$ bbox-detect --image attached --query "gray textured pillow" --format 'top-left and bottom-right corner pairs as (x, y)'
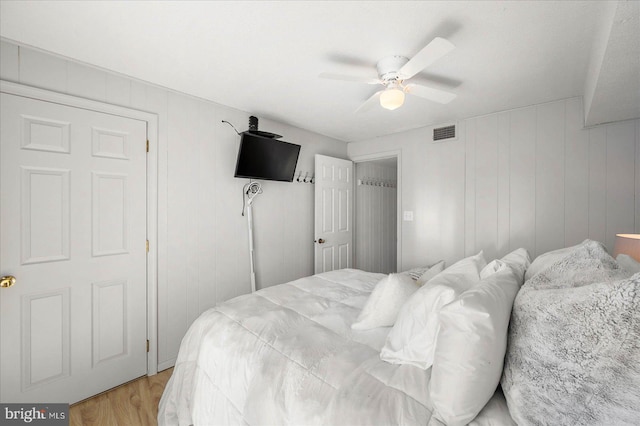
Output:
(502, 240), (639, 425)
(617, 253), (640, 274)
(523, 243), (579, 281)
(520, 240), (620, 292)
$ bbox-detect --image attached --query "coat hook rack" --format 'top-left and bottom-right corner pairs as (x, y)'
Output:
(295, 171), (314, 184)
(357, 177), (397, 188)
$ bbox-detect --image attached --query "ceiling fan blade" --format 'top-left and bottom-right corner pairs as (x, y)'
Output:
(355, 91), (383, 113)
(319, 72), (381, 85)
(399, 37), (455, 80)
(404, 83), (456, 104)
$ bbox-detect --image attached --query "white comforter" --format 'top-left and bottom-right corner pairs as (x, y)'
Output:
(158, 269), (514, 426)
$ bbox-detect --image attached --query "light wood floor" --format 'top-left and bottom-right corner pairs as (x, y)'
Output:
(69, 368), (173, 426)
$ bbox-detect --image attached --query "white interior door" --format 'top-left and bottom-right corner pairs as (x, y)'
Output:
(0, 92), (148, 403)
(314, 155), (354, 273)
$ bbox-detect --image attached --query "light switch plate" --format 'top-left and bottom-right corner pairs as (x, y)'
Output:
(403, 211), (414, 221)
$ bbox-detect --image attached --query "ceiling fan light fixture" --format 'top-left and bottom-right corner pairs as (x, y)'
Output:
(379, 87), (405, 110)
(321, 37), (456, 113)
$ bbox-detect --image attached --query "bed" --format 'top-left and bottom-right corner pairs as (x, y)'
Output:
(158, 241), (639, 426)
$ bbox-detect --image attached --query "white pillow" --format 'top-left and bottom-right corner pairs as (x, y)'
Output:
(380, 251), (486, 369)
(351, 273), (418, 330)
(430, 268), (522, 426)
(416, 260), (446, 286)
(402, 266), (431, 280)
(480, 259), (507, 279)
(468, 388), (516, 426)
(524, 242), (581, 281)
(428, 389), (517, 426)
(617, 254), (640, 274)
(500, 248), (531, 285)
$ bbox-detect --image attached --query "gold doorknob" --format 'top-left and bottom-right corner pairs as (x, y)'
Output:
(0, 276), (16, 288)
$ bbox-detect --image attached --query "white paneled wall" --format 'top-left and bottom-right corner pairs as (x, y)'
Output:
(349, 97), (639, 270)
(465, 98), (638, 258)
(355, 160), (397, 273)
(349, 126), (467, 270)
(0, 41), (347, 370)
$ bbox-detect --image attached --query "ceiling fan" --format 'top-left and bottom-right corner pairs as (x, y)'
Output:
(319, 37), (457, 113)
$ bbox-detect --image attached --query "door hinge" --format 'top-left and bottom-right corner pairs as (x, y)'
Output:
(146, 339), (150, 352)
(146, 140), (149, 152)
(146, 240), (149, 252)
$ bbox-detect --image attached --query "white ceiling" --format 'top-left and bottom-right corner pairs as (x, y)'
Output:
(1, 1), (637, 142)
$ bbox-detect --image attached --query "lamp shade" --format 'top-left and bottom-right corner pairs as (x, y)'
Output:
(380, 88), (405, 110)
(613, 234), (640, 262)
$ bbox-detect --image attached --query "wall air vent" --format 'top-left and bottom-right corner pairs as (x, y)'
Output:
(433, 125), (456, 142)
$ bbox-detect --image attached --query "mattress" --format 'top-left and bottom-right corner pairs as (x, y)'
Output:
(158, 268), (514, 425)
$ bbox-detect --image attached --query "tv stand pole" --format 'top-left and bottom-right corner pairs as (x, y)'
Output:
(247, 202), (256, 293)
(243, 181), (262, 293)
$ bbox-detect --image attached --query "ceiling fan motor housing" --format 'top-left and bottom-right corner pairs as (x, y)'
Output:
(377, 55), (409, 83)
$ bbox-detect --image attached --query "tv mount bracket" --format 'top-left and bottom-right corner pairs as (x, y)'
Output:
(221, 116), (282, 139)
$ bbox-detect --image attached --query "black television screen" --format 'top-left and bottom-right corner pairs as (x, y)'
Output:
(234, 132), (301, 182)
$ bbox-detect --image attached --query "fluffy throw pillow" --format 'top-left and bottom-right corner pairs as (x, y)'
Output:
(380, 251), (486, 369)
(502, 240), (639, 425)
(430, 268), (522, 426)
(524, 242), (581, 281)
(351, 273), (418, 330)
(521, 240), (620, 292)
(416, 260), (446, 286)
(617, 253), (640, 274)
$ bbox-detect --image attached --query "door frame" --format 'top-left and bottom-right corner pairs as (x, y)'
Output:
(0, 80), (160, 376)
(350, 150), (402, 272)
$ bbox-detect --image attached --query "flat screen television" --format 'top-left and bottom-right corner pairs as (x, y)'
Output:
(234, 132), (301, 182)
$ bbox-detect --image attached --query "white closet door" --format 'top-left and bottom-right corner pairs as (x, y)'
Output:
(0, 93), (147, 403)
(314, 155), (354, 273)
